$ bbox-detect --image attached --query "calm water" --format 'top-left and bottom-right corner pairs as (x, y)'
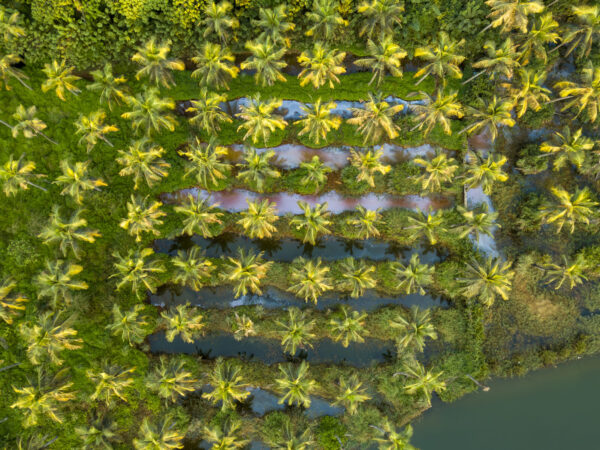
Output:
(413, 356), (600, 450)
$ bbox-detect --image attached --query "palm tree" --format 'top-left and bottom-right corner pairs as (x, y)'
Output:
(36, 260), (88, 308)
(203, 416), (249, 449)
(191, 42), (239, 90)
(457, 203), (499, 241)
(562, 5), (600, 58)
(242, 38), (288, 87)
(119, 195), (166, 242)
(397, 360), (446, 405)
(275, 361), (317, 408)
(276, 307), (316, 355)
(11, 104), (57, 144)
(339, 257), (377, 297)
(224, 249), (272, 297)
(355, 36), (407, 86)
(87, 364), (135, 406)
(0, 7), (25, 41)
(305, 0), (348, 42)
(160, 304), (205, 343)
(414, 151), (459, 192)
(459, 96), (515, 142)
(74, 110), (118, 152)
(298, 43), (346, 88)
(464, 38), (521, 84)
(407, 210), (447, 245)
(329, 305), (369, 347)
(519, 13), (560, 64)
(414, 32), (465, 85)
(459, 257), (514, 306)
(147, 356), (199, 403)
(290, 201), (332, 245)
(87, 63), (128, 110)
(171, 247), (214, 291)
(187, 88), (231, 134)
(347, 205), (382, 238)
(201, 0), (238, 43)
(179, 137), (231, 188)
(357, 0), (404, 38)
(348, 92), (403, 144)
(349, 147), (392, 187)
(111, 247), (165, 297)
(554, 62), (600, 123)
(540, 127), (595, 171)
(0, 154), (45, 196)
(288, 257), (333, 304)
(483, 0), (544, 34)
(236, 96), (288, 144)
(76, 415), (119, 449)
(267, 421), (314, 449)
(372, 419), (417, 450)
(53, 160), (106, 205)
(464, 153), (509, 195)
(253, 5), (295, 46)
(297, 99), (342, 144)
(116, 138), (170, 189)
(393, 253), (435, 295)
(236, 147), (281, 192)
(238, 199), (279, 239)
(106, 304), (150, 346)
(133, 415), (184, 450)
(390, 306), (437, 353)
(41, 60), (80, 101)
(541, 254), (589, 290)
(19, 312), (83, 366)
(333, 375), (371, 414)
(131, 38), (184, 88)
(203, 358), (250, 410)
(299, 155), (332, 193)
(0, 278), (27, 324)
(539, 187), (598, 234)
(509, 68), (551, 118)
(121, 88), (177, 136)
(38, 206), (100, 258)
(231, 312), (256, 340)
(410, 90), (463, 136)
(0, 53), (31, 90)
(174, 194), (224, 237)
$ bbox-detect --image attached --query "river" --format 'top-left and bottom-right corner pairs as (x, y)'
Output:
(412, 356), (600, 450)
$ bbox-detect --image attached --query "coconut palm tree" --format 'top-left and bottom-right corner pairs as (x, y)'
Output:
(0, 7), (25, 41)
(53, 160), (106, 205)
(390, 306), (437, 353)
(253, 5), (295, 46)
(179, 137), (231, 188)
(160, 304), (205, 344)
(509, 68), (551, 118)
(191, 42), (239, 89)
(171, 247), (214, 291)
(75, 415), (119, 449)
(414, 32), (465, 85)
(347, 205), (382, 239)
(119, 195), (165, 242)
(202, 0), (238, 43)
(267, 422), (314, 449)
(111, 247), (165, 297)
(459, 96), (515, 141)
(36, 260), (88, 308)
(299, 155), (332, 193)
(349, 147), (392, 187)
(518, 13), (560, 64)
(41, 60), (80, 101)
(305, 0), (348, 42)
(457, 203), (499, 241)
(355, 36), (407, 86)
(236, 147), (281, 192)
(187, 88), (231, 134)
(483, 0), (544, 34)
(397, 360), (446, 405)
(393, 253), (435, 295)
(464, 38), (521, 85)
(116, 138), (170, 189)
(242, 38), (288, 87)
(131, 38), (184, 88)
(414, 151), (459, 192)
(224, 249), (272, 297)
(459, 257), (514, 306)
(540, 127), (595, 171)
(329, 305), (368, 347)
(10, 104), (57, 144)
(275, 361), (317, 408)
(276, 307), (316, 355)
(410, 90), (463, 136)
(147, 356), (199, 403)
(339, 257), (377, 297)
(121, 88), (177, 136)
(87, 63), (128, 110)
(0, 154), (45, 196)
(290, 201), (332, 245)
(74, 110), (118, 152)
(288, 257), (333, 304)
(19, 312), (83, 366)
(407, 210), (447, 245)
(554, 62), (600, 123)
(174, 194), (224, 237)
(106, 304), (150, 346)
(372, 420), (417, 450)
(236, 96), (288, 144)
(203, 416), (249, 449)
(357, 0), (404, 38)
(133, 415), (184, 450)
(541, 254), (589, 290)
(203, 358), (250, 410)
(38, 207), (100, 259)
(348, 92), (403, 144)
(539, 187), (598, 234)
(464, 153), (509, 195)
(0, 278), (27, 324)
(88, 364), (135, 407)
(0, 53), (31, 90)
(238, 199), (279, 239)
(297, 99), (341, 144)
(298, 43), (346, 89)
(562, 5), (600, 59)
(333, 374), (371, 415)
(231, 311), (256, 340)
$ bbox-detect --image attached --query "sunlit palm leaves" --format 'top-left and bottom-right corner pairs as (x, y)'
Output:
(106, 304), (150, 346)
(87, 364), (135, 406)
(290, 201), (332, 245)
(509, 68), (551, 118)
(179, 137), (231, 188)
(459, 96), (515, 142)
(464, 153), (509, 195)
(203, 416), (249, 449)
(410, 90), (463, 136)
(372, 420), (417, 450)
(348, 92), (403, 144)
(131, 38), (184, 88)
(75, 415), (119, 449)
(407, 210), (446, 245)
(333, 374), (371, 414)
(0, 278), (27, 324)
(253, 5), (295, 46)
(519, 13), (559, 64)
(466, 38), (521, 84)
(563, 5), (600, 58)
(276, 307), (316, 355)
(0, 53), (31, 90)
(36, 260), (88, 307)
(349, 147), (391, 187)
(11, 104), (56, 144)
(457, 203), (499, 241)
(74, 110), (118, 152)
(236, 96), (288, 144)
(540, 127), (595, 171)
(298, 43), (346, 88)
(267, 421), (314, 449)
(288, 257), (333, 304)
(339, 257), (377, 298)
(484, 0), (544, 34)
(329, 305), (368, 347)
(231, 312), (256, 340)
(393, 254), (434, 295)
(41, 60), (80, 101)
(116, 138), (170, 189)
(0, 154), (43, 196)
(347, 205), (382, 239)
(147, 356), (199, 403)
(242, 38), (288, 87)
(160, 304), (205, 343)
(0, 7), (25, 42)
(539, 187), (598, 234)
(119, 195), (165, 242)
(459, 257), (514, 306)
(414, 151), (459, 192)
(203, 358), (250, 410)
(414, 32), (465, 85)
(87, 63), (128, 110)
(398, 360), (446, 405)
(53, 160), (106, 205)
(305, 0), (348, 42)
(39, 206), (100, 258)
(554, 62), (600, 123)
(357, 0), (404, 38)
(224, 249), (272, 297)
(236, 147), (281, 192)
(275, 361), (317, 408)
(299, 155), (332, 193)
(390, 306), (437, 353)
(297, 99), (341, 144)
(121, 88), (177, 136)
(355, 36), (407, 86)
(238, 199), (279, 239)
(111, 247), (165, 297)
(171, 247), (214, 291)
(191, 42), (239, 90)
(202, 1), (238, 43)
(187, 88), (231, 134)
(174, 194), (224, 237)
(133, 415), (184, 450)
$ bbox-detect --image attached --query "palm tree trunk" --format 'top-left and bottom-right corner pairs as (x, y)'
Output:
(546, 0), (560, 7)
(414, 72), (429, 86)
(26, 180), (48, 192)
(15, 76), (33, 90)
(100, 134), (114, 147)
(36, 130), (59, 145)
(465, 374), (490, 391)
(480, 22), (494, 34)
(41, 437), (59, 448)
(463, 183), (468, 208)
(0, 119), (12, 129)
(410, 123), (422, 132)
(544, 95), (574, 105)
(462, 70), (485, 85)
(0, 362), (21, 372)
